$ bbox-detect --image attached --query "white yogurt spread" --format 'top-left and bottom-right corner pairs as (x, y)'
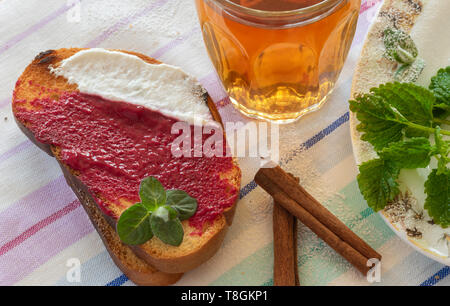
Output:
(51, 48), (213, 125)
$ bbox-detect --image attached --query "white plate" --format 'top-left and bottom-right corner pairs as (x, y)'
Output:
(349, 0), (450, 265)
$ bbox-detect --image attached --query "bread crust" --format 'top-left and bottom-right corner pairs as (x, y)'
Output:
(13, 48), (241, 280)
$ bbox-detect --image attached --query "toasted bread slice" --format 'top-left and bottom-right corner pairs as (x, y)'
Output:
(15, 116), (182, 286)
(12, 48), (241, 279)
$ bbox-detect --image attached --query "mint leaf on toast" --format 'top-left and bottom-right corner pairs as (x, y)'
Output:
(118, 176), (198, 246)
(151, 206), (184, 246)
(140, 176), (166, 211)
(116, 203), (153, 245)
(166, 189), (197, 221)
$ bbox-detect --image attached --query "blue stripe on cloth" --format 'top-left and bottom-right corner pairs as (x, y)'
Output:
(280, 112), (350, 166)
(239, 180), (257, 199)
(360, 207), (373, 219)
(103, 111), (352, 286)
(420, 266), (450, 286)
(106, 274), (129, 286)
(239, 112), (350, 200)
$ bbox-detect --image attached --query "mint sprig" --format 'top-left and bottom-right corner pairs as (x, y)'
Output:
(350, 67), (450, 228)
(117, 177), (197, 246)
(349, 82), (438, 150)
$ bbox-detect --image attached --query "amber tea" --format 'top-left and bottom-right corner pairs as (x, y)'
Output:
(196, 0), (361, 122)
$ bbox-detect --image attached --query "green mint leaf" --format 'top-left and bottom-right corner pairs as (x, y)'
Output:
(117, 203), (153, 245)
(165, 205), (180, 219)
(383, 28), (418, 64)
(393, 58), (425, 83)
(117, 176), (199, 246)
(349, 93), (407, 150)
(350, 82), (436, 149)
(371, 83), (434, 137)
(166, 190), (198, 221)
(379, 137), (432, 169)
(424, 168), (450, 228)
(150, 206), (184, 246)
(429, 66), (450, 106)
(433, 105), (450, 121)
(434, 127), (450, 175)
(357, 159), (400, 211)
(139, 176), (166, 211)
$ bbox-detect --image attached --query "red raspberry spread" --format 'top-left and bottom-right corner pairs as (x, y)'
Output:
(14, 91), (238, 231)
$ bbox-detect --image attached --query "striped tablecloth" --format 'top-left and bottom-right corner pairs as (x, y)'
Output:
(0, 0), (448, 286)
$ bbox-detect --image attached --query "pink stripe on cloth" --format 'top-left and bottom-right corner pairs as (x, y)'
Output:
(216, 96), (231, 108)
(0, 200), (80, 257)
(0, 175), (77, 246)
(0, 140), (33, 164)
(360, 0), (382, 13)
(0, 97), (11, 108)
(218, 102), (249, 125)
(0, 1), (80, 56)
(198, 72), (228, 103)
(0, 203), (93, 285)
(151, 26), (200, 59)
(86, 0), (170, 47)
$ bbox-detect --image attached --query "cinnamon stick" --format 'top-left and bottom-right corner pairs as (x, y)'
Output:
(255, 166), (381, 275)
(273, 176), (299, 286)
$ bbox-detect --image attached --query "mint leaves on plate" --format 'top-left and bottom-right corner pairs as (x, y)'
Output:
(117, 177), (197, 246)
(350, 67), (450, 228)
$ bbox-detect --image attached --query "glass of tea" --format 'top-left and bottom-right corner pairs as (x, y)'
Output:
(195, 0), (361, 122)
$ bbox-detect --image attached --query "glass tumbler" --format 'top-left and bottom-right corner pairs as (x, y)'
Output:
(195, 0), (361, 122)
